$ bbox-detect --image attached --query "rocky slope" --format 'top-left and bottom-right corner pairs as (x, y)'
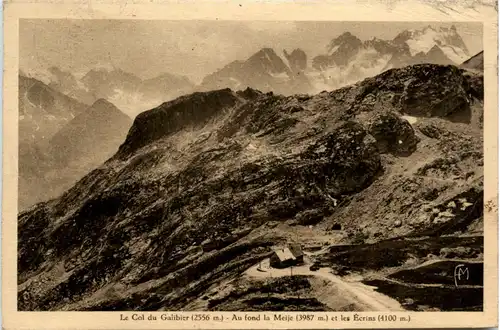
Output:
(18, 63), (483, 311)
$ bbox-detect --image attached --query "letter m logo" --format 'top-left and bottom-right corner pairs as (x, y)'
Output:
(454, 264), (469, 287)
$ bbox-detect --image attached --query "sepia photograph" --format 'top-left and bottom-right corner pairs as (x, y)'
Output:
(15, 18), (487, 313)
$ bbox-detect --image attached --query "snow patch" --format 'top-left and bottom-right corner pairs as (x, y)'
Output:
(405, 29), (439, 56)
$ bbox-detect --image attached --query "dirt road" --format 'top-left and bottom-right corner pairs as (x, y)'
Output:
(245, 258), (404, 311)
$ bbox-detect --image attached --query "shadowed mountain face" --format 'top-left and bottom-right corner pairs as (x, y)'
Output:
(460, 51), (484, 72)
(49, 99), (133, 165)
(283, 49), (307, 72)
(18, 94), (132, 211)
(19, 75), (90, 209)
(18, 63), (483, 311)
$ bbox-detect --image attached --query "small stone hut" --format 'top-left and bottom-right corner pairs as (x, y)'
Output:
(270, 244), (304, 268)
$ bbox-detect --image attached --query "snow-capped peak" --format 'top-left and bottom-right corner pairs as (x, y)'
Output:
(393, 25), (469, 64)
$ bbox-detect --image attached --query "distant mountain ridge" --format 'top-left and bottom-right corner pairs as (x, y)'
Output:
(199, 48), (311, 95)
(49, 98), (132, 166)
(310, 25), (471, 92)
(392, 25), (469, 62)
(22, 25), (475, 110)
(18, 76), (133, 210)
(21, 66), (196, 118)
(19, 74), (88, 144)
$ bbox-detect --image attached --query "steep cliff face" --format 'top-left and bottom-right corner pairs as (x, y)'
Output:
(18, 64), (483, 311)
(116, 88), (241, 157)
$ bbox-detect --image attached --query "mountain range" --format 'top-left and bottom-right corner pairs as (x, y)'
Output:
(22, 25), (473, 116)
(23, 66), (195, 118)
(17, 24), (485, 310)
(18, 56), (484, 311)
(310, 25), (470, 90)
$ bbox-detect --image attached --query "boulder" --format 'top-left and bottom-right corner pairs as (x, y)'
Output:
(368, 112), (419, 156)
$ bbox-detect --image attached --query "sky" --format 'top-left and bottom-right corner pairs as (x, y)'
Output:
(20, 20), (483, 84)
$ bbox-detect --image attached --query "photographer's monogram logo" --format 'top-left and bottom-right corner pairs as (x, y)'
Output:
(454, 264), (469, 288)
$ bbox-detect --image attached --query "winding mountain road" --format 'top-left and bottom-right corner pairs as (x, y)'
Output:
(245, 258), (403, 311)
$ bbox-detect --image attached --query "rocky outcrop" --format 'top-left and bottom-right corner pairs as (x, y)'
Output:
(117, 88), (241, 157)
(367, 112), (419, 156)
(343, 64), (483, 121)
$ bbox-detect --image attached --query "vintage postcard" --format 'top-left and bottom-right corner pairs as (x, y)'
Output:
(2, 0), (498, 329)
